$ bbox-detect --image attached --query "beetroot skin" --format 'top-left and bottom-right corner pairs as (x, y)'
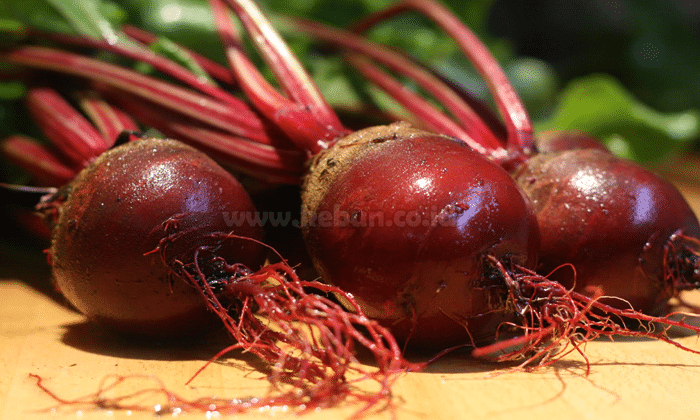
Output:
(302, 124), (540, 349)
(45, 138), (265, 338)
(514, 148), (700, 314)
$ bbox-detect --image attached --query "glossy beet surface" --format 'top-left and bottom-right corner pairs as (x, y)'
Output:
(514, 148), (700, 314)
(301, 124), (540, 349)
(46, 138), (265, 338)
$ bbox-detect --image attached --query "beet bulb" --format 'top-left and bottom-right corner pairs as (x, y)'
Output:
(513, 148), (700, 314)
(42, 138), (265, 338)
(301, 123), (540, 349)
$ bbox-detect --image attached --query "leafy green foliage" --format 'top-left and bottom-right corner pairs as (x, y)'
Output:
(538, 74), (700, 163)
(119, 0), (226, 64)
(3, 0), (127, 39)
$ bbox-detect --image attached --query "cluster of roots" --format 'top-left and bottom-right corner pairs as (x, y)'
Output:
(32, 228), (419, 417)
(172, 236), (419, 415)
(664, 231), (700, 296)
(473, 256), (700, 373)
(31, 229), (700, 416)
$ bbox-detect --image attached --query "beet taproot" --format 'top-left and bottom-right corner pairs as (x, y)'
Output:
(301, 123), (539, 348)
(44, 138), (265, 338)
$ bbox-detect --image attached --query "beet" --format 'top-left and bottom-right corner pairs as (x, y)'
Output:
(44, 138), (265, 338)
(514, 148), (700, 314)
(301, 123), (540, 348)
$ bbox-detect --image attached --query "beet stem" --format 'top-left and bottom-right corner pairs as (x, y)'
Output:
(24, 29), (243, 107)
(25, 87), (108, 167)
(285, 15), (506, 153)
(2, 46), (272, 143)
(344, 54), (489, 155)
(219, 0), (346, 137)
(0, 135), (76, 186)
(103, 88), (306, 183)
(208, 0), (349, 154)
(74, 90), (140, 148)
(121, 24), (239, 86)
(352, 0), (534, 155)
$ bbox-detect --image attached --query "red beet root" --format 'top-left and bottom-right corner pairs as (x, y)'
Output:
(42, 138), (265, 338)
(204, 1), (545, 353)
(514, 148), (700, 314)
(302, 123), (539, 348)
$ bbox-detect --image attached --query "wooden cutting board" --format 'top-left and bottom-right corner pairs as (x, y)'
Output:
(2, 170), (700, 420)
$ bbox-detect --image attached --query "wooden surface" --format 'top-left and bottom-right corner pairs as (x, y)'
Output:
(2, 169), (700, 420)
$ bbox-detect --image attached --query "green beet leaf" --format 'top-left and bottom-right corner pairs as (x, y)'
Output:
(538, 74), (699, 164)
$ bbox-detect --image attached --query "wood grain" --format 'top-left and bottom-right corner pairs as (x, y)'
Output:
(2, 164), (700, 420)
